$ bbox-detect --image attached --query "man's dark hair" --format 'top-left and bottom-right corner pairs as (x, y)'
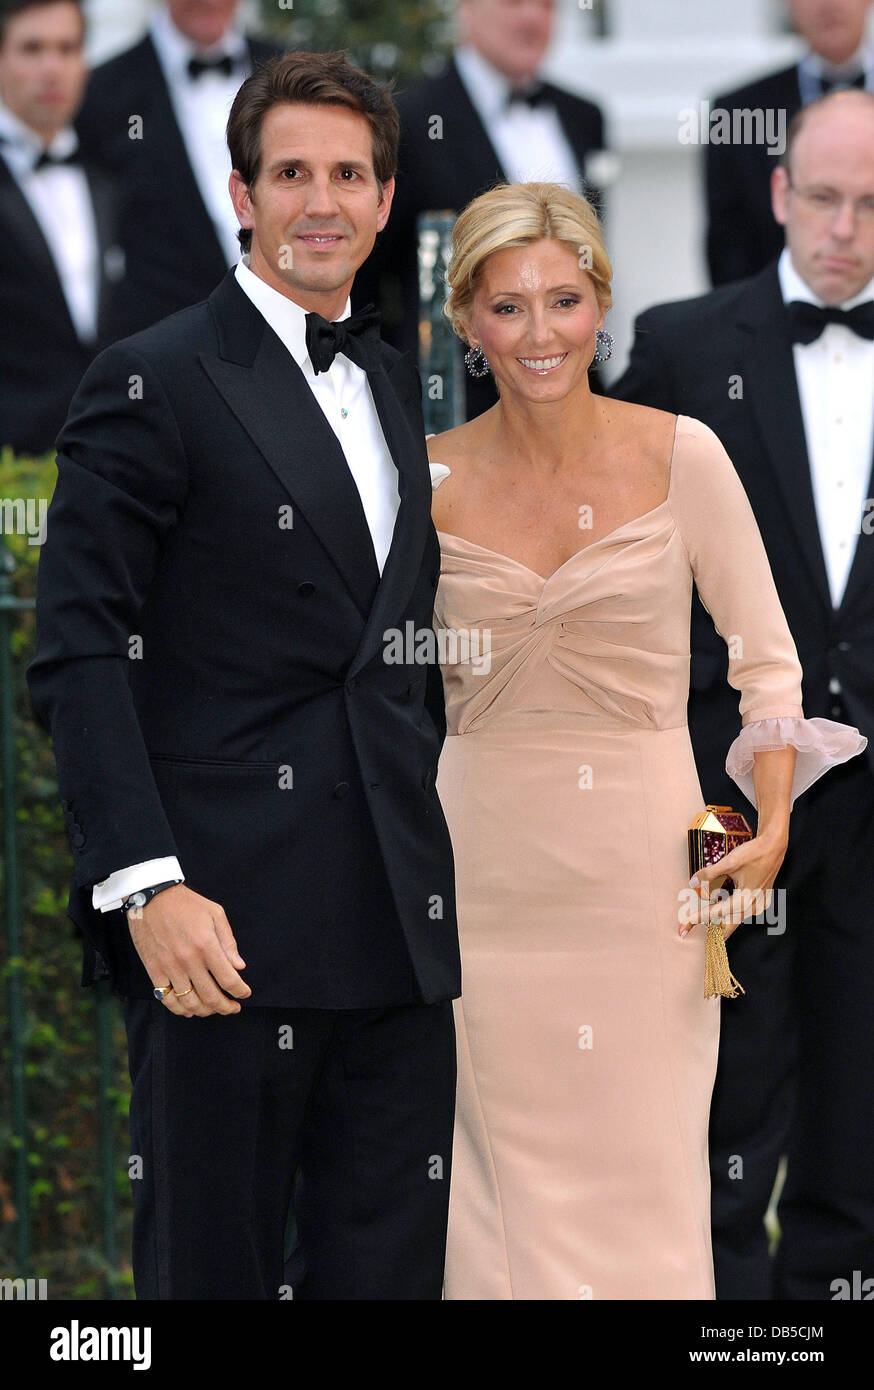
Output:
(227, 49), (399, 254)
(0, 0), (84, 46)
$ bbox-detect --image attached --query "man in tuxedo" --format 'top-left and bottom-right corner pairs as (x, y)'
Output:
(0, 0), (124, 455)
(613, 90), (874, 1299)
(354, 0), (606, 420)
(706, 0), (873, 286)
(75, 0), (281, 336)
(27, 49), (460, 1300)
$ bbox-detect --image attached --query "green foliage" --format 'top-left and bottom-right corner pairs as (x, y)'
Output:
(0, 450), (133, 1298)
(256, 0), (454, 85)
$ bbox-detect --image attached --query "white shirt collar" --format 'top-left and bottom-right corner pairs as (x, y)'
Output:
(150, 4), (247, 83)
(0, 100), (78, 165)
(454, 45), (519, 121)
(234, 254), (351, 370)
(778, 246), (874, 311)
(800, 42), (872, 81)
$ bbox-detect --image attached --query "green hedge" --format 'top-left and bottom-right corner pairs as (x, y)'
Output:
(0, 449), (133, 1299)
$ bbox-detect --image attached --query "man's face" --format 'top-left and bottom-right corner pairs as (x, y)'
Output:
(0, 2), (86, 138)
(229, 102), (394, 317)
(772, 96), (874, 302)
(457, 0), (555, 84)
(785, 0), (872, 66)
(167, 0), (240, 49)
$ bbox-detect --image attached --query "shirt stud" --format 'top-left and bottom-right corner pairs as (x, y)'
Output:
(340, 407), (348, 419)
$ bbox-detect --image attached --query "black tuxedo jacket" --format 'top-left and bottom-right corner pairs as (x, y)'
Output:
(705, 64), (800, 286)
(75, 33), (281, 336)
(353, 54), (606, 419)
(611, 263), (874, 812)
(0, 153), (124, 454)
(27, 270), (461, 1009)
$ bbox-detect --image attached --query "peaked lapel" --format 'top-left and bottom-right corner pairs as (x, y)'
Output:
(134, 36), (228, 271)
(200, 274), (433, 655)
(85, 164), (123, 339)
(835, 439), (874, 617)
(735, 265), (833, 614)
(0, 153), (79, 343)
(441, 57), (509, 191)
(548, 85), (603, 171)
(348, 356), (432, 677)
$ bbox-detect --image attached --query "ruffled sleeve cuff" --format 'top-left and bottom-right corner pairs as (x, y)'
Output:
(725, 715), (868, 809)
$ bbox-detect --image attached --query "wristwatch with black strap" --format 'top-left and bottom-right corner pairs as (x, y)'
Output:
(121, 879), (183, 913)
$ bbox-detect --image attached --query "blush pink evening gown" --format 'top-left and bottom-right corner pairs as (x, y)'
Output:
(431, 414), (865, 1301)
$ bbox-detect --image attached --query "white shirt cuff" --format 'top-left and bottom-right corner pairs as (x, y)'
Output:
(92, 857), (184, 912)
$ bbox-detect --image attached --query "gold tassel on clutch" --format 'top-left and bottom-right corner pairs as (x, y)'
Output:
(704, 921), (745, 1000)
(688, 805), (752, 1001)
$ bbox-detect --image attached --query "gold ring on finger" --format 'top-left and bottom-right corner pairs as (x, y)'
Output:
(153, 984), (172, 1000)
(174, 985), (195, 998)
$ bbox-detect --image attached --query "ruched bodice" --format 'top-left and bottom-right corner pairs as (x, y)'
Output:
(436, 414), (808, 743)
(436, 499), (693, 734)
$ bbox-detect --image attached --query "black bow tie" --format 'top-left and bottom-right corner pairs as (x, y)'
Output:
(506, 82), (548, 109)
(187, 53), (235, 81)
(819, 69), (867, 95)
(33, 147), (80, 171)
(304, 303), (382, 374)
(786, 299), (874, 344)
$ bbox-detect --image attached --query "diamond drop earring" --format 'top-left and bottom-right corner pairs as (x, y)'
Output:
(592, 328), (613, 366)
(464, 344), (491, 378)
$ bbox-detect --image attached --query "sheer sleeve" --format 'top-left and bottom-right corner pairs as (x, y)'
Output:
(667, 416), (866, 809)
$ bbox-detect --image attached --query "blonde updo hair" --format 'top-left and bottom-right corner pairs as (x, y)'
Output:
(444, 182), (612, 343)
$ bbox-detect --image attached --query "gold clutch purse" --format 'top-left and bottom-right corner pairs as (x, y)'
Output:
(688, 805), (751, 1000)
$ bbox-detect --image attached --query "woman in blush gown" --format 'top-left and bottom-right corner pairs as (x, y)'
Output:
(427, 182), (866, 1301)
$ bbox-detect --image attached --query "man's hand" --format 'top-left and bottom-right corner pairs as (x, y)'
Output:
(125, 884), (251, 1017)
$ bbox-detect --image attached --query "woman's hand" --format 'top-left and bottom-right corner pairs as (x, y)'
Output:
(680, 830), (788, 940)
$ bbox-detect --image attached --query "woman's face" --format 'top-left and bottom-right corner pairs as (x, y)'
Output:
(463, 237), (604, 406)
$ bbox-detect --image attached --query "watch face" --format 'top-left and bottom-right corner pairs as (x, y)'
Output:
(128, 892), (148, 909)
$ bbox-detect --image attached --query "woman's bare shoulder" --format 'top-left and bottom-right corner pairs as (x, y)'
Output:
(425, 418), (485, 465)
(601, 398), (678, 447)
(598, 399), (679, 485)
(426, 417), (492, 530)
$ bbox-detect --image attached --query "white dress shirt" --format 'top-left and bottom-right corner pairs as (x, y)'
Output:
(0, 103), (99, 341)
(453, 45), (581, 190)
(149, 6), (251, 267)
(93, 255), (401, 911)
(797, 43), (874, 105)
(778, 247), (874, 614)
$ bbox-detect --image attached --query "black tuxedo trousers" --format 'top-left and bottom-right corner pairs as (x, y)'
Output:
(123, 996), (456, 1299)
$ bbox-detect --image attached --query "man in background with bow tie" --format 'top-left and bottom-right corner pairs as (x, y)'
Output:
(706, 0), (873, 287)
(612, 90), (874, 1300)
(27, 48), (460, 1300)
(0, 0), (124, 454)
(353, 0), (606, 421)
(75, 0), (281, 336)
